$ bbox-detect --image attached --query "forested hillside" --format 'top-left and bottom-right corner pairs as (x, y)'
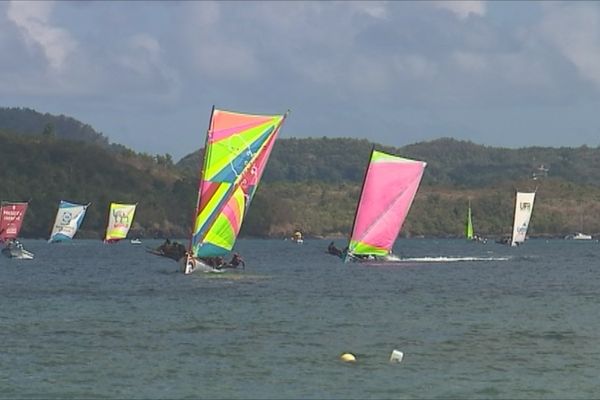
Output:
(3, 107), (600, 239)
(0, 107), (109, 147)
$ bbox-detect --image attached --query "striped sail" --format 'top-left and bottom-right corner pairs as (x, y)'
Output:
(510, 191), (535, 246)
(49, 201), (90, 243)
(0, 201), (28, 242)
(347, 149), (426, 259)
(466, 201), (474, 240)
(190, 108), (287, 258)
(104, 203), (137, 242)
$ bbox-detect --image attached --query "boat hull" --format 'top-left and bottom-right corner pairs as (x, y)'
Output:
(179, 256), (223, 274)
(1, 246), (34, 259)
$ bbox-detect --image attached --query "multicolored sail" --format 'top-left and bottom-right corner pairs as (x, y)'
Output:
(0, 201), (28, 242)
(346, 149), (426, 260)
(49, 201), (90, 243)
(190, 108), (288, 258)
(104, 202), (137, 242)
(510, 191), (535, 247)
(466, 201), (474, 240)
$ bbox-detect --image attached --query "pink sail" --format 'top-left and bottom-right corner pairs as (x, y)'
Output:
(348, 150), (426, 258)
(0, 202), (29, 242)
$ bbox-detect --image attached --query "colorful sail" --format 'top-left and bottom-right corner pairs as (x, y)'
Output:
(49, 201), (90, 243)
(466, 201), (474, 240)
(0, 201), (28, 242)
(347, 149), (426, 259)
(510, 191), (535, 247)
(190, 108), (288, 258)
(104, 203), (137, 242)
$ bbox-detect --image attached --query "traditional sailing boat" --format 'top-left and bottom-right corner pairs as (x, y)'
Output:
(48, 200), (90, 243)
(344, 148), (426, 262)
(180, 107), (289, 274)
(466, 201), (474, 240)
(509, 191), (536, 247)
(465, 200), (487, 243)
(0, 201), (34, 259)
(104, 202), (137, 243)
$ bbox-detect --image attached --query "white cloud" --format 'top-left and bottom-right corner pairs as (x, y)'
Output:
(537, 3), (600, 89)
(7, 1), (77, 71)
(451, 51), (487, 73)
(347, 1), (389, 19)
(430, 1), (486, 20)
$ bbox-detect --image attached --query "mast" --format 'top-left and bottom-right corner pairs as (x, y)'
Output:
(187, 105), (215, 254)
(345, 145), (375, 259)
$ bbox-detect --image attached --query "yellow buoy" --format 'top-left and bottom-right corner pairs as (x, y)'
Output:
(340, 353), (356, 362)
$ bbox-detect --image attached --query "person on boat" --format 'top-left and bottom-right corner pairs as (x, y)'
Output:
(327, 241), (343, 257)
(227, 253), (245, 269)
(200, 256), (225, 269)
(156, 239), (186, 261)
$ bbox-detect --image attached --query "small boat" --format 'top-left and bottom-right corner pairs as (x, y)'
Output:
(1, 239), (34, 259)
(1, 201), (34, 259)
(130, 238), (142, 245)
(178, 107), (289, 274)
(465, 201), (487, 243)
(48, 200), (90, 243)
(564, 232), (592, 240)
(343, 148), (426, 263)
(103, 202), (137, 243)
(291, 231), (304, 244)
(506, 191), (536, 247)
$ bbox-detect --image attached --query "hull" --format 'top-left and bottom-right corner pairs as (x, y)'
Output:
(1, 246), (34, 259)
(179, 256), (223, 274)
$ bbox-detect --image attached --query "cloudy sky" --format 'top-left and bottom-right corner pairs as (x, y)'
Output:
(1, 1), (600, 159)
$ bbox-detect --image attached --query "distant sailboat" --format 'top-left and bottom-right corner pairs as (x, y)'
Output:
(465, 201), (486, 243)
(48, 201), (90, 243)
(0, 201), (34, 259)
(466, 201), (474, 240)
(344, 148), (426, 262)
(104, 202), (137, 243)
(180, 107), (289, 274)
(509, 191), (536, 247)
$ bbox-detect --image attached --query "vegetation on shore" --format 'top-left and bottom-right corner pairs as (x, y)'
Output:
(2, 107), (600, 239)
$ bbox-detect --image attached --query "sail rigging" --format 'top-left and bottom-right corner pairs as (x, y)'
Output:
(346, 149), (426, 260)
(104, 203), (137, 242)
(49, 201), (90, 243)
(510, 191), (535, 246)
(189, 108), (288, 258)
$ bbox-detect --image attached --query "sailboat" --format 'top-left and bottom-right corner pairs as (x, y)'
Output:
(465, 201), (487, 243)
(0, 201), (34, 259)
(466, 201), (474, 240)
(344, 148), (426, 263)
(180, 107), (289, 274)
(508, 191), (536, 247)
(48, 200), (90, 243)
(104, 202), (137, 243)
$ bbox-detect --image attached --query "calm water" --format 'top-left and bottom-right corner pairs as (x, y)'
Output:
(1, 238), (599, 399)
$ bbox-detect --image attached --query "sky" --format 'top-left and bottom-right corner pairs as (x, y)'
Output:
(2, 1), (600, 160)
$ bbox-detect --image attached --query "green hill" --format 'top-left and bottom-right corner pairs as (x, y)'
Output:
(3, 107), (600, 239)
(0, 107), (109, 147)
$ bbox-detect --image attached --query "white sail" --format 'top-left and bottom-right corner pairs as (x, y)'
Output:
(510, 191), (536, 247)
(49, 201), (90, 243)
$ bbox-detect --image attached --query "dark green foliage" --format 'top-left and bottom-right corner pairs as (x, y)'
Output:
(4, 105), (600, 239)
(0, 107), (108, 146)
